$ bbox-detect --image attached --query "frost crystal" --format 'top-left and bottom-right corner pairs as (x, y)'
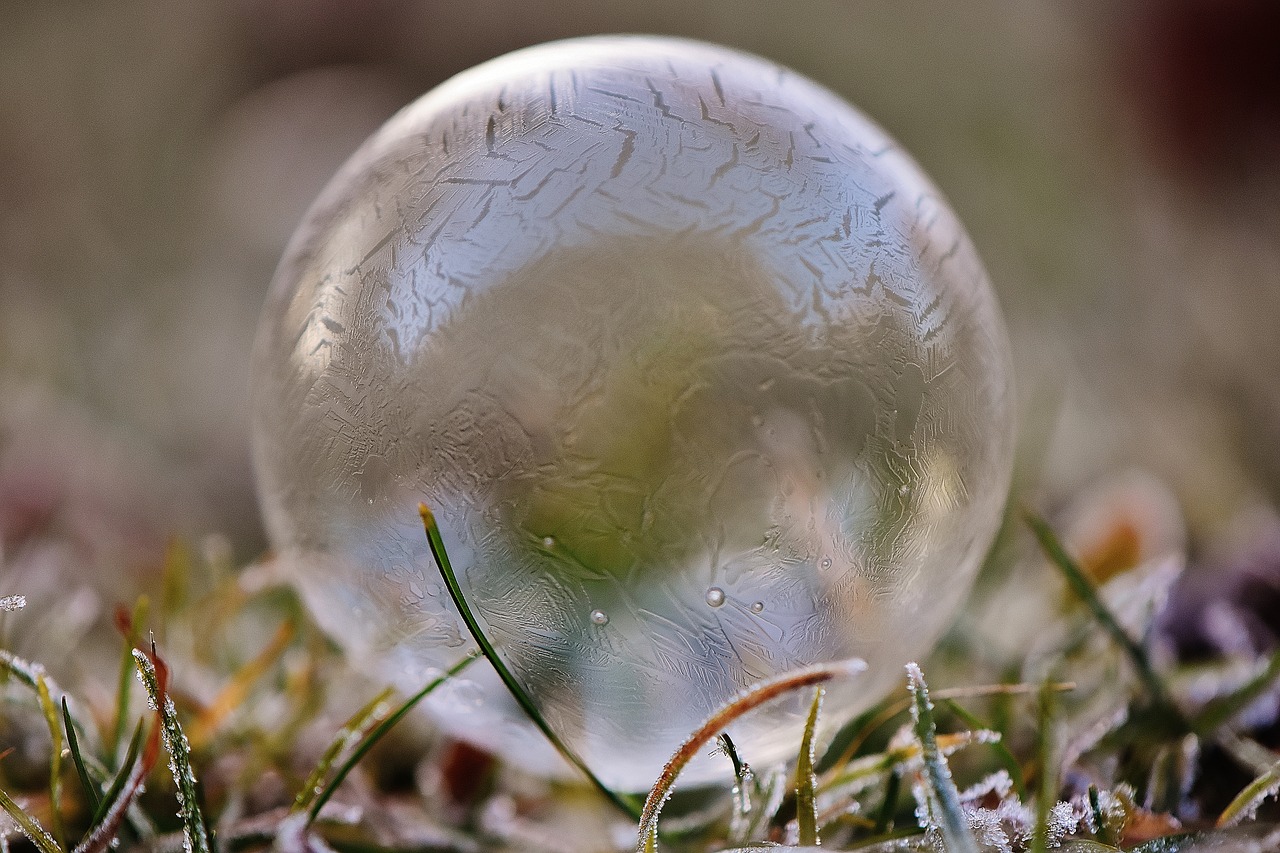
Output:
(0, 595), (26, 612)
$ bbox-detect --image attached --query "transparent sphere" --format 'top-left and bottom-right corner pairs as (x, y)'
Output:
(252, 36), (1015, 791)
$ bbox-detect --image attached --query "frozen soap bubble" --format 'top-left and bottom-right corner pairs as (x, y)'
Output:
(251, 36), (1015, 791)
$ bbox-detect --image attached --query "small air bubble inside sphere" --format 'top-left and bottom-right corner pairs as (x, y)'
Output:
(252, 36), (1015, 791)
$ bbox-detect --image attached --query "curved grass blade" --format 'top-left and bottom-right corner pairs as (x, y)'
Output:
(62, 698), (99, 817)
(292, 686), (395, 813)
(637, 659), (867, 853)
(0, 788), (62, 853)
(1217, 756), (1280, 828)
(420, 503), (641, 820)
(133, 646), (211, 853)
(306, 652), (477, 825)
(0, 650), (105, 842)
(795, 687), (823, 847)
(906, 662), (979, 853)
(1024, 512), (1176, 712)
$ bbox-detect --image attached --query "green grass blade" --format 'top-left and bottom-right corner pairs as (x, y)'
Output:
(906, 663), (979, 853)
(420, 504), (641, 820)
(306, 653), (477, 825)
(0, 787), (62, 853)
(1024, 512), (1176, 711)
(133, 647), (211, 853)
(62, 698), (99, 817)
(1193, 647), (1280, 736)
(90, 720), (146, 828)
(292, 686), (395, 814)
(1031, 680), (1057, 853)
(74, 720), (159, 853)
(1217, 756), (1280, 828)
(795, 687), (823, 847)
(34, 671), (66, 850)
(874, 768), (901, 834)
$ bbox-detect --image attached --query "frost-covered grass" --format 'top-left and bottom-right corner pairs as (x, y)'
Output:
(2, 513), (1279, 853)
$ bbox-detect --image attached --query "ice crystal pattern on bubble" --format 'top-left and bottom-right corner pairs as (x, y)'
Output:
(252, 36), (1015, 790)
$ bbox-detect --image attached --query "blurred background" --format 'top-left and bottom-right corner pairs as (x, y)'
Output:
(2, 0), (1279, 663)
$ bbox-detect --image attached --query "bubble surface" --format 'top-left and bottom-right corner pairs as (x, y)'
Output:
(252, 36), (1015, 791)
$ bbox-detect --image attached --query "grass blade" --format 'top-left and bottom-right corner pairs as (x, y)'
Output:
(133, 645), (211, 853)
(1217, 756), (1280, 828)
(306, 652), (478, 825)
(62, 698), (99, 817)
(1024, 512), (1175, 710)
(90, 720), (146, 828)
(1088, 785), (1111, 846)
(794, 687), (823, 847)
(292, 686), (395, 814)
(636, 658), (867, 853)
(75, 719), (161, 853)
(874, 768), (901, 834)
(906, 662), (979, 853)
(34, 671), (66, 850)
(420, 503), (641, 820)
(1192, 647), (1280, 736)
(717, 734), (757, 845)
(0, 788), (62, 853)
(111, 598), (148, 767)
(1030, 680), (1057, 853)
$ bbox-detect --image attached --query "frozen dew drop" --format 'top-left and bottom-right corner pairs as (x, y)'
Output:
(251, 35), (1015, 791)
(590, 608), (609, 625)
